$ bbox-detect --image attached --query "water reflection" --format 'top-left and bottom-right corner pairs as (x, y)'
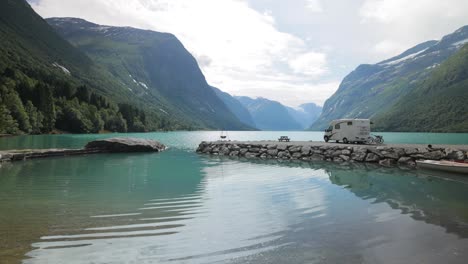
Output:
(1, 151), (468, 263)
(235, 157), (468, 238)
(0, 150), (205, 262)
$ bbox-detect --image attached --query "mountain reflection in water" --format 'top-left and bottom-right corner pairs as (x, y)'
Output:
(0, 149), (467, 264)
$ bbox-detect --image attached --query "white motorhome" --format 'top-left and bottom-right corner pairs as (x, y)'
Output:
(324, 119), (370, 144)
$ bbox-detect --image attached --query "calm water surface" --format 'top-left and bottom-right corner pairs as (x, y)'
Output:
(1, 132), (468, 264)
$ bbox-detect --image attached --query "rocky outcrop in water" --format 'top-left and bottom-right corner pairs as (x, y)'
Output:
(197, 142), (468, 167)
(85, 137), (166, 152)
(0, 137), (166, 162)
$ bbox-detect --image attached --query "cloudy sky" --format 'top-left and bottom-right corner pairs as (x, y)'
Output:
(28, 0), (468, 107)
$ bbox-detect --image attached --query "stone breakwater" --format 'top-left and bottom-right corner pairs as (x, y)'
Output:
(0, 137), (166, 163)
(196, 141), (468, 167)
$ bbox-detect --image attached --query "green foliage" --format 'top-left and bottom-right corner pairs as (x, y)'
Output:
(310, 29), (468, 131)
(374, 44), (468, 132)
(35, 82), (56, 132)
(0, 68), (153, 135)
(24, 101), (43, 134)
(0, 0), (192, 135)
(47, 17), (252, 131)
(1, 81), (31, 133)
(0, 105), (19, 134)
(118, 103), (147, 132)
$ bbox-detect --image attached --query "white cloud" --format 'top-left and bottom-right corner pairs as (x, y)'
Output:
(360, 0), (468, 57)
(225, 78), (340, 107)
(289, 52), (328, 77)
(372, 40), (406, 57)
(306, 0), (323, 12)
(30, 0), (334, 107)
(29, 0), (468, 107)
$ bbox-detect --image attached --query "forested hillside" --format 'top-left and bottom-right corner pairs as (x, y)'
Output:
(47, 17), (251, 131)
(311, 25), (468, 131)
(0, 0), (253, 135)
(0, 0), (183, 134)
(0, 70), (147, 134)
(373, 44), (468, 132)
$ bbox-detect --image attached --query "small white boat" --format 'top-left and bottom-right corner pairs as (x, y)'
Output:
(416, 160), (468, 175)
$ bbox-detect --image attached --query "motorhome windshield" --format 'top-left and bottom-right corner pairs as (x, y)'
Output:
(325, 126), (333, 132)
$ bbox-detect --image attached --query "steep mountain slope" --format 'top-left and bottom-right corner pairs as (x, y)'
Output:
(286, 103), (322, 129)
(211, 87), (256, 129)
(0, 0), (90, 73)
(236, 96), (302, 131)
(47, 17), (250, 130)
(0, 0), (174, 134)
(311, 26), (468, 130)
(373, 44), (468, 132)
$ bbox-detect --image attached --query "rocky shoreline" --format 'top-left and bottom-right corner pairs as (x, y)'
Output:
(196, 141), (468, 167)
(0, 137), (166, 163)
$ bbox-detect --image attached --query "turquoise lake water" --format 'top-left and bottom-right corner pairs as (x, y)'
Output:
(1, 131), (468, 263)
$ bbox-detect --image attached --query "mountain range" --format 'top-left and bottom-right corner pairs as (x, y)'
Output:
(46, 17), (251, 130)
(373, 43), (468, 132)
(0, 0), (252, 135)
(211, 87), (257, 129)
(311, 26), (468, 132)
(1, 0), (467, 134)
(286, 103), (322, 129)
(231, 96), (322, 131)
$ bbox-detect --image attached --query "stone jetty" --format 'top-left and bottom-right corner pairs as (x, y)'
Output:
(196, 141), (468, 167)
(0, 137), (166, 163)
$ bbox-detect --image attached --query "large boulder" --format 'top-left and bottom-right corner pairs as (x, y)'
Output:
(365, 153), (380, 162)
(423, 150), (444, 160)
(267, 149), (279, 156)
(445, 148), (465, 160)
(397, 157), (416, 167)
(85, 137), (166, 153)
(351, 148), (367, 162)
(301, 146), (312, 155)
(277, 144), (288, 151)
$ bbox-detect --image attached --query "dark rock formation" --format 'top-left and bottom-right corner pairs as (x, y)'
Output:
(1, 137), (166, 163)
(85, 138), (166, 152)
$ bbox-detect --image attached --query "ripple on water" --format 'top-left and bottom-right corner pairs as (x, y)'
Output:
(9, 152), (468, 264)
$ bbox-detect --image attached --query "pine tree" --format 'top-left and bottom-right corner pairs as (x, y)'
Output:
(36, 82), (56, 132)
(0, 105), (19, 134)
(5, 90), (31, 133)
(25, 101), (43, 134)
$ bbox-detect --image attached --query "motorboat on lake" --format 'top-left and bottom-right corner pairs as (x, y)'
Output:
(416, 160), (468, 175)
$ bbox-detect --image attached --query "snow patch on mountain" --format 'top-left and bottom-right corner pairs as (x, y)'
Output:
(52, 62), (71, 75)
(452, 38), (468, 47)
(426, 63), (440, 70)
(139, 82), (149, 89)
(92, 26), (111, 33)
(381, 48), (428, 66)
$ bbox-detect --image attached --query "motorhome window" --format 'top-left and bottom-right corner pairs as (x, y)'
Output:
(327, 126), (333, 131)
(335, 124), (340, 129)
(347, 122), (352, 125)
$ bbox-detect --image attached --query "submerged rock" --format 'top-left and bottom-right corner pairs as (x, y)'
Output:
(85, 137), (166, 152)
(379, 159), (397, 167)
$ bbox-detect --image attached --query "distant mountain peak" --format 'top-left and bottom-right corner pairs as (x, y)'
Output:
(311, 24), (468, 131)
(378, 40), (438, 66)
